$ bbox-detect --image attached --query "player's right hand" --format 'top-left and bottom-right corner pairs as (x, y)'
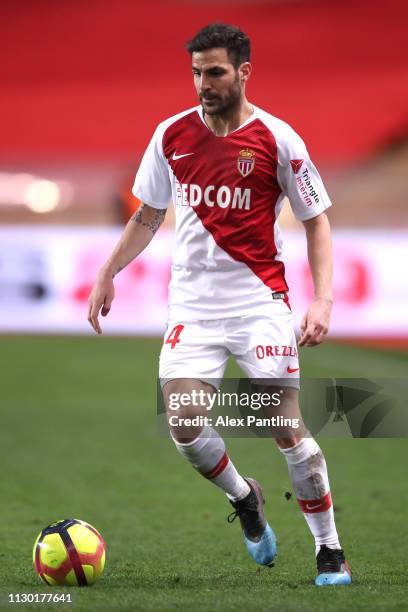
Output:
(87, 273), (115, 335)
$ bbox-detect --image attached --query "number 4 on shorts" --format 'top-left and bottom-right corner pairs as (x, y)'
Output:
(165, 324), (185, 349)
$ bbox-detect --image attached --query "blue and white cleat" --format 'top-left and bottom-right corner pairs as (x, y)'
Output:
(315, 545), (352, 586)
(227, 478), (277, 566)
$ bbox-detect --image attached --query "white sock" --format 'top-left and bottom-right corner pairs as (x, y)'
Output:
(280, 437), (340, 555)
(173, 426), (250, 501)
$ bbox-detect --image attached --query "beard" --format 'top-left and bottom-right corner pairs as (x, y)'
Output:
(200, 76), (242, 117)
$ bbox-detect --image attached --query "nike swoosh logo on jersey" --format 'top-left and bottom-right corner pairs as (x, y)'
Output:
(172, 152), (195, 160)
(287, 366), (299, 373)
(305, 502), (322, 511)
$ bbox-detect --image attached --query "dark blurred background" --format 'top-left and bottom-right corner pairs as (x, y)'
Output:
(1, 0), (407, 342)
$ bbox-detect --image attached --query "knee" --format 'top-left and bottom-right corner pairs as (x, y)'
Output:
(165, 401), (205, 444)
(162, 379), (213, 442)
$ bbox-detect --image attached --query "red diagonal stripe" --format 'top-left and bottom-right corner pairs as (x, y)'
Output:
(203, 452), (229, 480)
(297, 491), (332, 513)
(163, 113), (289, 295)
(283, 292), (291, 310)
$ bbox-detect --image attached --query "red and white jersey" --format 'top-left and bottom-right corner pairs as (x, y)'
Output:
(133, 105), (332, 321)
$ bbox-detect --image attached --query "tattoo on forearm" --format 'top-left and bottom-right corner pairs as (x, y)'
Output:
(131, 204), (166, 234)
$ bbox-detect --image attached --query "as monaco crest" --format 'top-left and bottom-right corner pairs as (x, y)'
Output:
(237, 148), (255, 177)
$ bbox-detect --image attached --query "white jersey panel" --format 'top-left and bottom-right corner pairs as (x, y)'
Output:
(168, 212), (276, 321)
(272, 192), (287, 263)
(132, 107), (197, 209)
(256, 108), (332, 221)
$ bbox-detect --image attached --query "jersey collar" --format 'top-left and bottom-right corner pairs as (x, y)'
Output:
(196, 104), (258, 137)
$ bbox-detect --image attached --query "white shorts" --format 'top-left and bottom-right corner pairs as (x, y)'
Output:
(159, 298), (300, 389)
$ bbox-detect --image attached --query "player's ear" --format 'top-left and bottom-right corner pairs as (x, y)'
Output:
(239, 62), (252, 83)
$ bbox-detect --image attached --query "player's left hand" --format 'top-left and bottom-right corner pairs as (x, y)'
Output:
(299, 297), (332, 347)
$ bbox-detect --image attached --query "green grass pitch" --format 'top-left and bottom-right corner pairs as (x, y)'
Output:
(0, 337), (407, 611)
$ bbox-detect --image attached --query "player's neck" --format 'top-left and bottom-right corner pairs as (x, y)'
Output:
(204, 99), (254, 137)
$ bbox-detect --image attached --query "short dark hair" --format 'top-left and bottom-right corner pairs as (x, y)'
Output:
(186, 23), (251, 69)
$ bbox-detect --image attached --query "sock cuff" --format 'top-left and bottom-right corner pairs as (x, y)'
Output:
(173, 425), (226, 474)
(279, 437), (320, 464)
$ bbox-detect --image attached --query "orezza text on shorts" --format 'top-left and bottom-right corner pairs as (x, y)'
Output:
(256, 345), (298, 359)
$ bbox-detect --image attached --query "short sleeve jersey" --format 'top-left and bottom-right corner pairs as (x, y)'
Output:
(133, 105), (332, 322)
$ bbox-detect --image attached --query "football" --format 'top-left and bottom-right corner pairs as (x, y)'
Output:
(33, 519), (106, 586)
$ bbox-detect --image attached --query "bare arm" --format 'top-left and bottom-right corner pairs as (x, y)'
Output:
(299, 212), (333, 347)
(87, 203), (166, 334)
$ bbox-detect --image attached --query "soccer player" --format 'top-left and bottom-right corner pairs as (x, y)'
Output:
(88, 23), (351, 586)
